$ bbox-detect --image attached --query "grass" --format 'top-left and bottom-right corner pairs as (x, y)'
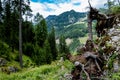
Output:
(0, 60), (73, 80)
(79, 36), (88, 44)
(79, 35), (97, 44)
(1, 57), (120, 80)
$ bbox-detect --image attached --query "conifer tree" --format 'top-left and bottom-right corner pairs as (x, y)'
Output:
(35, 19), (47, 47)
(44, 39), (52, 64)
(59, 35), (69, 56)
(48, 27), (58, 60)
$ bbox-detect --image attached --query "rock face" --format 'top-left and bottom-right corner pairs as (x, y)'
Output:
(108, 26), (120, 72)
(0, 58), (7, 66)
(0, 58), (19, 74)
(0, 66), (18, 74)
(108, 27), (120, 53)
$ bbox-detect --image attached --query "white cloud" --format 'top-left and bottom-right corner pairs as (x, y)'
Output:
(30, 0), (107, 18)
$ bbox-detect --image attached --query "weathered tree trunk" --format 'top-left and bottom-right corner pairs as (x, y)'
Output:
(19, 0), (23, 68)
(88, 13), (93, 40)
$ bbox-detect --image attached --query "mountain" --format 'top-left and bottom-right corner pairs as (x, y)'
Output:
(45, 10), (87, 38)
(46, 10), (87, 29)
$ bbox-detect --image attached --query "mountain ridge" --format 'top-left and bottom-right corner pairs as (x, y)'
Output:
(45, 10), (88, 39)
(46, 10), (87, 31)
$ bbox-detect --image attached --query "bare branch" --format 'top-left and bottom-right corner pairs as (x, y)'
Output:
(88, 0), (92, 8)
(95, 59), (102, 71)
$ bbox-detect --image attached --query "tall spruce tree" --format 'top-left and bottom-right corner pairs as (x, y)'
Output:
(34, 13), (43, 24)
(22, 21), (34, 43)
(3, 1), (12, 46)
(2, 0), (32, 51)
(48, 27), (58, 60)
(35, 19), (47, 47)
(44, 39), (52, 64)
(19, 0), (23, 68)
(59, 35), (69, 56)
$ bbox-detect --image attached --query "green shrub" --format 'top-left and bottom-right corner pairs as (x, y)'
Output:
(32, 44), (46, 65)
(0, 40), (11, 60)
(23, 43), (34, 57)
(111, 72), (120, 80)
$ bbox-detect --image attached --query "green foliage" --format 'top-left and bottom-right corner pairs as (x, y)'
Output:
(46, 10), (87, 39)
(3, 2), (12, 46)
(0, 0), (32, 51)
(32, 44), (46, 65)
(23, 55), (33, 68)
(32, 40), (53, 65)
(57, 23), (88, 38)
(69, 38), (81, 52)
(22, 21), (35, 44)
(35, 19), (48, 47)
(111, 5), (120, 14)
(48, 27), (58, 60)
(23, 43), (34, 57)
(59, 35), (67, 53)
(108, 53), (118, 69)
(99, 8), (108, 14)
(46, 10), (86, 30)
(0, 0), (54, 67)
(0, 40), (11, 60)
(59, 35), (69, 58)
(110, 72), (120, 80)
(104, 0), (114, 13)
(0, 60), (73, 80)
(34, 13), (43, 24)
(10, 11), (19, 50)
(44, 40), (52, 64)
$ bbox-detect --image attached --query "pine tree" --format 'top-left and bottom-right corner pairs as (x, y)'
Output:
(44, 39), (52, 64)
(33, 44), (46, 65)
(22, 21), (35, 44)
(59, 35), (69, 56)
(3, 1), (11, 45)
(35, 19), (47, 47)
(48, 27), (58, 60)
(34, 13), (43, 24)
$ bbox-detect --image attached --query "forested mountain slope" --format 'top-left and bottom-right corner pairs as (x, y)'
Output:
(46, 10), (88, 38)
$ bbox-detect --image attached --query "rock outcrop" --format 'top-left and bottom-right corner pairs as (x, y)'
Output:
(0, 58), (7, 66)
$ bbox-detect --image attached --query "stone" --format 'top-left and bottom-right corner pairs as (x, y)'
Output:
(0, 58), (7, 66)
(59, 57), (64, 62)
(64, 73), (72, 80)
(111, 36), (120, 42)
(8, 66), (18, 73)
(74, 61), (80, 66)
(113, 60), (119, 72)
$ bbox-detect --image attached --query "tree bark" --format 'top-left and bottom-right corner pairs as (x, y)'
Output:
(88, 13), (93, 40)
(19, 0), (23, 68)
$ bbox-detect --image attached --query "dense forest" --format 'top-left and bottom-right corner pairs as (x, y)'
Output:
(0, 0), (72, 70)
(0, 0), (120, 80)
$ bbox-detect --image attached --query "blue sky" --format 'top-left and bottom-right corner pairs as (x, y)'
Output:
(30, 0), (107, 18)
(31, 0), (71, 4)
